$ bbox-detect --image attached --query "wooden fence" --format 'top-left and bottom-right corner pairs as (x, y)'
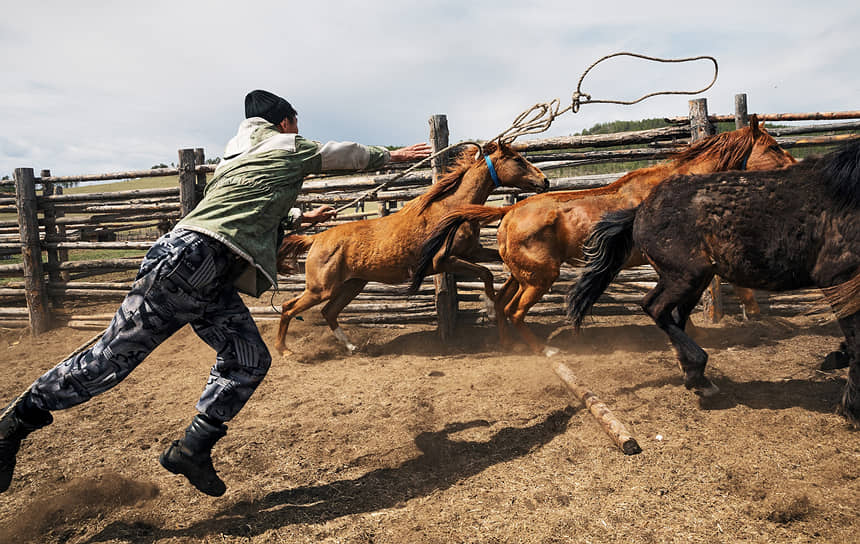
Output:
(1, 93), (858, 334)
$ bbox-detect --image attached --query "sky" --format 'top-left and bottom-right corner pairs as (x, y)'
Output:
(1, 1), (858, 178)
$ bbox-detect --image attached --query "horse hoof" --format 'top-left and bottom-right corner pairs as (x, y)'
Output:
(685, 373), (719, 397)
(821, 350), (850, 371)
(345, 343), (358, 354)
(543, 346), (560, 358)
(694, 382), (720, 398)
(836, 401), (860, 429)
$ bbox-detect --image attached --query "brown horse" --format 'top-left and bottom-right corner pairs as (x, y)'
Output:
(274, 141), (548, 355)
(566, 141), (860, 427)
(410, 118), (796, 354)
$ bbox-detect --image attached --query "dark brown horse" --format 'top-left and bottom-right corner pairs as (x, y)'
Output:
(566, 141), (860, 427)
(274, 142), (548, 355)
(410, 119), (796, 354)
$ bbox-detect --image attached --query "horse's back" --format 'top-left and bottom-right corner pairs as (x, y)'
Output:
(306, 208), (435, 284)
(635, 167), (853, 291)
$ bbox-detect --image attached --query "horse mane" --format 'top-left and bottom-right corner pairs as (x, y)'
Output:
(670, 124), (759, 171)
(404, 147), (479, 214)
(820, 140), (860, 209)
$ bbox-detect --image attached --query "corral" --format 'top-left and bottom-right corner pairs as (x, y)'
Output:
(1, 96), (859, 543)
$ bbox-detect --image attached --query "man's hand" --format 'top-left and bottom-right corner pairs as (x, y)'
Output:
(301, 205), (338, 224)
(389, 142), (433, 163)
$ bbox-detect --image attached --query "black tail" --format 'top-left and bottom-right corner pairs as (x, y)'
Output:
(565, 207), (638, 329)
(407, 214), (468, 294)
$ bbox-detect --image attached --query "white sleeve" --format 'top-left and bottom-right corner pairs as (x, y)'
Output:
(319, 141), (372, 171)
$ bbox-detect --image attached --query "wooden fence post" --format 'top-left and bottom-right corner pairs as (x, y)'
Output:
(14, 167), (51, 334)
(41, 170), (62, 286)
(194, 147), (207, 202)
(734, 93), (749, 128)
(178, 148), (198, 217)
(689, 98), (723, 323)
(379, 200), (393, 217)
(429, 114), (458, 341)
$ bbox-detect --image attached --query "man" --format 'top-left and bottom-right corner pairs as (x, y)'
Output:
(0, 89), (432, 496)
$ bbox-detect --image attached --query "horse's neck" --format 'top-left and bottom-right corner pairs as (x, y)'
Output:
(610, 162), (682, 200)
(438, 170), (494, 209)
(616, 153), (718, 188)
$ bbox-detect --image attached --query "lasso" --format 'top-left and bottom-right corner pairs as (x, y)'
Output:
(315, 52), (719, 224)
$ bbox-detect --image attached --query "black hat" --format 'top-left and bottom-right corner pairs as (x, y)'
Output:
(244, 90), (296, 125)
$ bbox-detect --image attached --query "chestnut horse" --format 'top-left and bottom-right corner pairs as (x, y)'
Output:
(274, 142), (548, 355)
(566, 141), (860, 427)
(410, 118), (795, 354)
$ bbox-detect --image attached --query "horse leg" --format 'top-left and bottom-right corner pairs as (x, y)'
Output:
(509, 283), (556, 356)
(275, 289), (326, 356)
(494, 277), (519, 347)
(734, 286), (761, 320)
(321, 278), (368, 353)
(835, 312), (860, 427)
(436, 256), (496, 301)
(673, 291), (703, 333)
(642, 275), (719, 396)
(469, 245), (503, 263)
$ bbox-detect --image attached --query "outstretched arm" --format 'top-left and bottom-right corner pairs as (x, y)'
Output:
(389, 143), (432, 162)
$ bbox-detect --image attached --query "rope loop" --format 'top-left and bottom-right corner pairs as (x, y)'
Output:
(493, 51), (718, 144)
(574, 52), (718, 107)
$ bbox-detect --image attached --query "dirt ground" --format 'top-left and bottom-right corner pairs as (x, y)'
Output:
(0, 305), (858, 544)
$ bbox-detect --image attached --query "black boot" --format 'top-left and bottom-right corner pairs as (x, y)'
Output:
(159, 414), (227, 497)
(0, 394), (53, 493)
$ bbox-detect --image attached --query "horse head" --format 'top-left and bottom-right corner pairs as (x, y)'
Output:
(745, 114), (797, 170)
(482, 141), (549, 194)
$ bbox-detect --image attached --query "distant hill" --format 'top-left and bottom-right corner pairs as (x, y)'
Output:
(577, 118), (758, 135)
(578, 118), (670, 135)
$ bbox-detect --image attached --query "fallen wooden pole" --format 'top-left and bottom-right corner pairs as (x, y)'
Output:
(551, 361), (642, 455)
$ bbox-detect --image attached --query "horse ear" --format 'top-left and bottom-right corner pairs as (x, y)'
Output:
(482, 141), (498, 156)
(749, 114), (761, 136)
(498, 141), (515, 155)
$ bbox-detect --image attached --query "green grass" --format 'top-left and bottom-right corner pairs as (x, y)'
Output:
(61, 174), (183, 193)
(66, 249), (145, 260)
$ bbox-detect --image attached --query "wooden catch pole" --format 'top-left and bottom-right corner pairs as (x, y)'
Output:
(552, 361), (642, 455)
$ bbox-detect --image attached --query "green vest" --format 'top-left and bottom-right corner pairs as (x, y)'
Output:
(177, 118), (390, 296)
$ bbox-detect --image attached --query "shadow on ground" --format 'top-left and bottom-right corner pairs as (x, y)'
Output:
(85, 408), (576, 543)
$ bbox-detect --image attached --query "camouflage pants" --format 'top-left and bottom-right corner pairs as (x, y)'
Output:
(28, 229), (271, 422)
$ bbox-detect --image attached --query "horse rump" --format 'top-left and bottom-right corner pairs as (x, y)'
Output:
(565, 206), (638, 329)
(407, 204), (511, 294)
